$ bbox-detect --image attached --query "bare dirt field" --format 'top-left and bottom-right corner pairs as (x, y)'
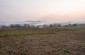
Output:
(0, 30), (85, 55)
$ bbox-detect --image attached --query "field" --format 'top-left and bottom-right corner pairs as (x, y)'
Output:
(0, 27), (85, 55)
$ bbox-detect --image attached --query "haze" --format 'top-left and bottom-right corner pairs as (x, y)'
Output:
(0, 0), (85, 24)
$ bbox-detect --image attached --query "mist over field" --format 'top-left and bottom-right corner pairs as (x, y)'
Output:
(0, 0), (85, 25)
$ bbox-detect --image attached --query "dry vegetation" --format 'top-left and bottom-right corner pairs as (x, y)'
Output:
(0, 28), (85, 55)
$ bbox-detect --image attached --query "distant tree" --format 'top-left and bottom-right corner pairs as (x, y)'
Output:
(63, 25), (68, 27)
(23, 24), (30, 28)
(68, 24), (72, 27)
(43, 24), (48, 28)
(9, 24), (15, 28)
(14, 24), (22, 28)
(1, 25), (8, 29)
(52, 24), (57, 27)
(72, 24), (78, 27)
(48, 24), (61, 27)
(79, 24), (85, 27)
(9, 24), (22, 28)
(49, 24), (53, 27)
(55, 24), (61, 27)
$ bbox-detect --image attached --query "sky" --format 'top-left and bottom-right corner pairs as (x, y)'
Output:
(0, 0), (85, 25)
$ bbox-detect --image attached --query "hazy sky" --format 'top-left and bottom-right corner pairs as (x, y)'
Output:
(0, 0), (85, 24)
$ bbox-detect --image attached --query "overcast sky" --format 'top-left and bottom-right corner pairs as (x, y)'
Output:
(0, 0), (85, 24)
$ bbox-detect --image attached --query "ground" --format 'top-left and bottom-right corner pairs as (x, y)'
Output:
(0, 28), (85, 55)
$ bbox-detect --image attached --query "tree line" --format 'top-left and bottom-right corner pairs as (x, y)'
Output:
(0, 23), (85, 29)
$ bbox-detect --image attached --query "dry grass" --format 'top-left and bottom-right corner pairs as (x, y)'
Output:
(0, 29), (85, 55)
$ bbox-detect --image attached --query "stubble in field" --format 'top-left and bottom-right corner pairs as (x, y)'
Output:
(0, 29), (85, 55)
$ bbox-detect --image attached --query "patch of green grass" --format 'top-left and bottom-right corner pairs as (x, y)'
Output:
(0, 27), (85, 37)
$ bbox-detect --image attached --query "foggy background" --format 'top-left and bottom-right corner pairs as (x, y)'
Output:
(0, 0), (85, 25)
